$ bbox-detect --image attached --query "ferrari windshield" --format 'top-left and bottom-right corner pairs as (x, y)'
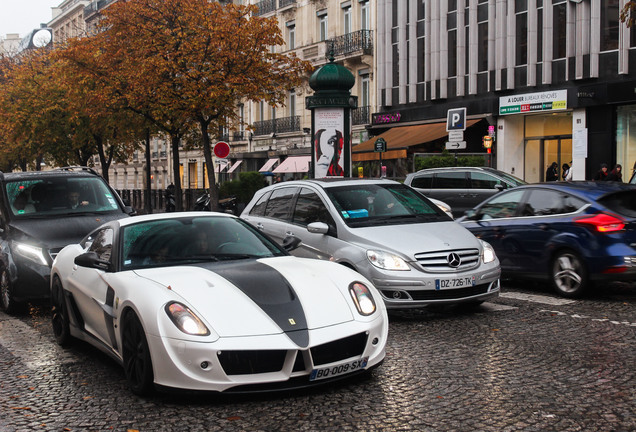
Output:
(325, 183), (450, 227)
(121, 215), (287, 270)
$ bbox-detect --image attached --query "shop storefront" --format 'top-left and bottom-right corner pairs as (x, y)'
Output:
(496, 90), (576, 182)
(617, 105), (636, 177)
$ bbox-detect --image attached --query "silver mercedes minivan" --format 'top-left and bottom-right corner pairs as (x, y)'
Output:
(241, 179), (500, 309)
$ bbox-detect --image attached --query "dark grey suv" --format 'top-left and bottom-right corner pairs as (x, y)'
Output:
(405, 167), (526, 218)
(0, 167), (135, 313)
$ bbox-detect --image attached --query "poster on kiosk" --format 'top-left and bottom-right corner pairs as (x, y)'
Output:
(314, 108), (345, 178)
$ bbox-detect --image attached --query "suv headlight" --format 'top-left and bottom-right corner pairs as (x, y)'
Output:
(13, 242), (48, 266)
(480, 240), (496, 264)
(367, 250), (410, 271)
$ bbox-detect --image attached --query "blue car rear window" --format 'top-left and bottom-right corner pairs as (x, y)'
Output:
(598, 191), (636, 218)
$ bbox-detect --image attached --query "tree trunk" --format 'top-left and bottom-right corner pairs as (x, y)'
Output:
(199, 120), (219, 211)
(170, 134), (183, 211)
(95, 135), (110, 183)
(144, 129), (152, 214)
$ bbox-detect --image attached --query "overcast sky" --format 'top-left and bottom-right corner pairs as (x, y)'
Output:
(0, 0), (60, 38)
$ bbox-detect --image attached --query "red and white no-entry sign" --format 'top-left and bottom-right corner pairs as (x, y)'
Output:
(214, 141), (230, 159)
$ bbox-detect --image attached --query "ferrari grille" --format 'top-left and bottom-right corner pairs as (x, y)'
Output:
(310, 332), (368, 366)
(217, 333), (368, 376)
(414, 248), (480, 272)
(218, 350), (286, 375)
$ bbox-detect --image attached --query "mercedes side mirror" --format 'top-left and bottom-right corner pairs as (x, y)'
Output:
(307, 222), (330, 235)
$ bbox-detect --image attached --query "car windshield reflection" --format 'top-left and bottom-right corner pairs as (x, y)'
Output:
(6, 178), (121, 218)
(121, 216), (286, 270)
(325, 183), (450, 227)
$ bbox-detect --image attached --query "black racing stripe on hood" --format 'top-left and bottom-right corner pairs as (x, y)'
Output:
(208, 260), (309, 348)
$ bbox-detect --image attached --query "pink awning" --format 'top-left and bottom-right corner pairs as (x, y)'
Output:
(272, 156), (311, 173)
(227, 160), (243, 173)
(214, 160), (229, 173)
(259, 158), (279, 172)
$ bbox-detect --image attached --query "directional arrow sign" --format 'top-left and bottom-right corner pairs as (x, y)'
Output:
(445, 141), (467, 150)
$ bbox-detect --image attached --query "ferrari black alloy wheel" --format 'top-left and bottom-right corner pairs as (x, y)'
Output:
(51, 277), (72, 346)
(122, 312), (154, 396)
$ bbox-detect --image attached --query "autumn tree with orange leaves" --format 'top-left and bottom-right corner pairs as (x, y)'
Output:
(0, 49), (145, 178)
(621, 2), (636, 27)
(0, 50), (64, 171)
(59, 0), (311, 211)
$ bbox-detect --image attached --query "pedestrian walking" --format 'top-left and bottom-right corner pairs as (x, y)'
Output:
(546, 162), (559, 181)
(561, 163), (570, 181)
(593, 163), (609, 181)
(606, 164), (623, 182)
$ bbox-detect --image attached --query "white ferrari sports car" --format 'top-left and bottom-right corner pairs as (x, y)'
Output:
(50, 212), (388, 395)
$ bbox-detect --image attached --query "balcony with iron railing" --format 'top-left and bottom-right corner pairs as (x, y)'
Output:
(255, 0), (276, 15)
(253, 116), (301, 136)
(327, 30), (373, 58)
(352, 106), (371, 126)
(84, 0), (114, 20)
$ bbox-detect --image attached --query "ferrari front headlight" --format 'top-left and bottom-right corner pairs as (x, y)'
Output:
(480, 240), (496, 264)
(349, 282), (376, 316)
(165, 302), (210, 336)
(367, 250), (410, 271)
(13, 241), (48, 266)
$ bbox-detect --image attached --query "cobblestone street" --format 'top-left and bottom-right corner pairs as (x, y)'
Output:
(1, 281), (635, 432)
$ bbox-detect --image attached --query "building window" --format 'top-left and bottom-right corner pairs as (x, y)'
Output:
(360, 1), (369, 30)
(289, 90), (296, 116)
(343, 5), (352, 34)
(478, 0), (488, 72)
(552, 1), (566, 59)
(601, 1), (619, 51)
(259, 101), (265, 121)
(287, 22), (295, 49)
(360, 74), (370, 107)
(318, 11), (328, 41)
(448, 7), (457, 77)
(238, 104), (245, 136)
(537, 1), (543, 62)
(417, 0), (426, 83)
(516, 0), (528, 66)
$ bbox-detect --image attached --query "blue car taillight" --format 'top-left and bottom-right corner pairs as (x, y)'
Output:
(574, 213), (625, 233)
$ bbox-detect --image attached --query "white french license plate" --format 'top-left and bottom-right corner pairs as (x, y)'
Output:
(435, 276), (476, 290)
(310, 357), (368, 381)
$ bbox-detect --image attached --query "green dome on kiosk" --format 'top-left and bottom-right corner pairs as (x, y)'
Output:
(308, 53), (355, 93)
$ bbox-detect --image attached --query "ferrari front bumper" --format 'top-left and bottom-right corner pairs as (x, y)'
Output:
(148, 315), (388, 392)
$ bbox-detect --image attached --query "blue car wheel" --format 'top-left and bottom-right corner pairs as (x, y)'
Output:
(551, 250), (588, 298)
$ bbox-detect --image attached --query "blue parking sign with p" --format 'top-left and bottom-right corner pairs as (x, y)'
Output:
(446, 108), (467, 131)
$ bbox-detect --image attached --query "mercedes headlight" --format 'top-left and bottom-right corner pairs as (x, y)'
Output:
(13, 241), (48, 266)
(165, 302), (210, 336)
(349, 282), (376, 315)
(480, 240), (496, 264)
(367, 250), (410, 271)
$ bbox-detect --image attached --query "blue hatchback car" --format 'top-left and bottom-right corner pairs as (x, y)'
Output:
(457, 181), (636, 297)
